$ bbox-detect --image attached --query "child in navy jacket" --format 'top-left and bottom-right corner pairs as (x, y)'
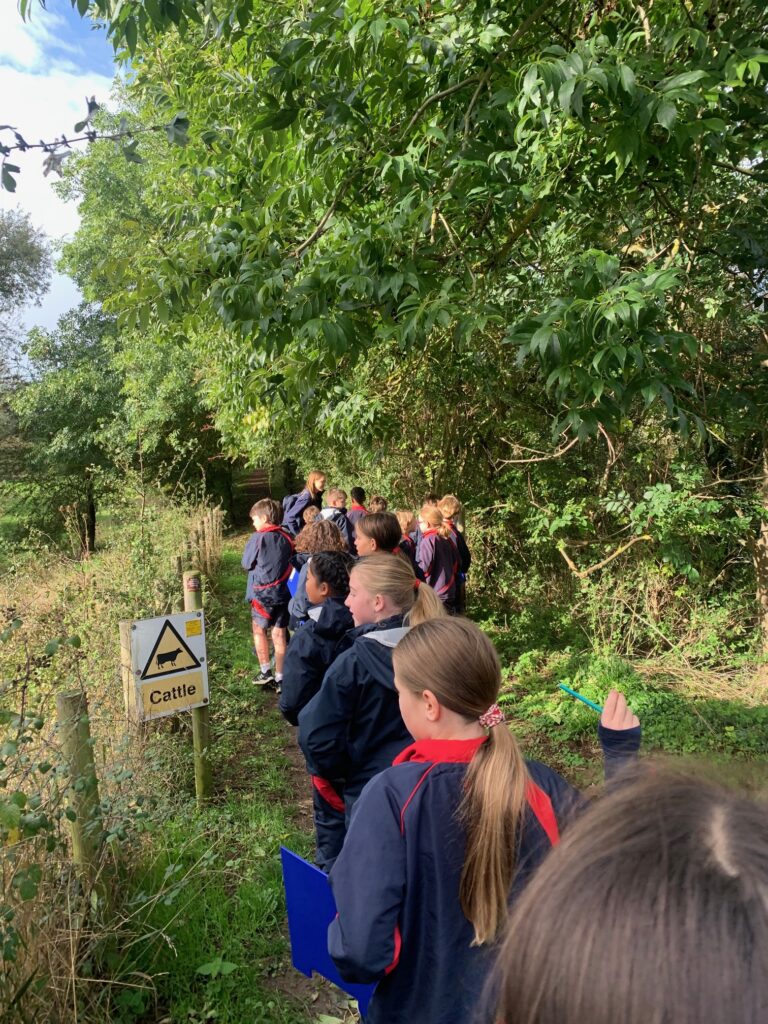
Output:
(438, 494), (471, 614)
(347, 487), (367, 552)
(328, 617), (641, 1024)
(288, 519), (346, 629)
(416, 504), (459, 610)
(280, 551), (355, 871)
(318, 487), (355, 551)
(282, 470), (326, 536)
(298, 554), (446, 826)
(241, 498), (295, 690)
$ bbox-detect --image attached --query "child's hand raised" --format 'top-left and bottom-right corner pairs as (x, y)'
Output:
(600, 689), (640, 731)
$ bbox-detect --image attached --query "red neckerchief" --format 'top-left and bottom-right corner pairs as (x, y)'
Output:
(350, 503), (367, 512)
(257, 523), (295, 549)
(421, 528), (440, 539)
(393, 737), (486, 765)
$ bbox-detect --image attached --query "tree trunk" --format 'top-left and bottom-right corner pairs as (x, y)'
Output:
(82, 469), (96, 556)
(753, 452), (768, 654)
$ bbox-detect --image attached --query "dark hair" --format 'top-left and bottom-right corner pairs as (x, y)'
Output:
(357, 512), (401, 551)
(351, 486), (366, 505)
(309, 551), (355, 596)
(368, 495), (388, 513)
(422, 492), (439, 505)
(250, 498), (281, 525)
(295, 519), (346, 554)
(495, 771), (768, 1024)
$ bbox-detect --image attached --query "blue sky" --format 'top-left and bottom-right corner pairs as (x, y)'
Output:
(0, 1), (117, 338)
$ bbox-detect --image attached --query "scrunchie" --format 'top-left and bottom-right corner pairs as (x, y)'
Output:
(413, 579), (421, 590)
(479, 703), (505, 728)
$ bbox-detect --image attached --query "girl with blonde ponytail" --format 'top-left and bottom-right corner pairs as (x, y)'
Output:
(328, 618), (642, 1024)
(298, 555), (445, 847)
(416, 505), (460, 610)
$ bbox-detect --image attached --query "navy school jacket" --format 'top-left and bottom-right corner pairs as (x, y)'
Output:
(328, 724), (642, 1024)
(279, 597), (354, 726)
(444, 518), (471, 575)
(347, 504), (367, 528)
(417, 529), (459, 604)
(397, 536), (427, 582)
(241, 525), (294, 609)
(298, 614), (412, 813)
(282, 488), (321, 536)
(347, 503), (367, 553)
(318, 506), (355, 551)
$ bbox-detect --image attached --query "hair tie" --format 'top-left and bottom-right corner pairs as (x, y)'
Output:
(413, 579), (421, 590)
(479, 703), (505, 728)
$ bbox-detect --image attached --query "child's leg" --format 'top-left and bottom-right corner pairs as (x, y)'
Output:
(251, 622), (271, 670)
(272, 626), (288, 676)
(311, 778), (346, 872)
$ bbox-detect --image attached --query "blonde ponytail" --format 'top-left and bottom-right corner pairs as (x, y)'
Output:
(409, 582), (445, 625)
(419, 504), (452, 539)
(351, 554), (445, 622)
(459, 724), (528, 944)
(392, 618), (529, 945)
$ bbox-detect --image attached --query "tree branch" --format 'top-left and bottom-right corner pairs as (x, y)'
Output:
(401, 77), (482, 139)
(497, 436), (579, 464)
(558, 534), (653, 579)
(713, 160), (768, 181)
(292, 178), (351, 258)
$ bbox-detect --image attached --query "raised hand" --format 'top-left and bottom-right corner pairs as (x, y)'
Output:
(600, 689), (640, 731)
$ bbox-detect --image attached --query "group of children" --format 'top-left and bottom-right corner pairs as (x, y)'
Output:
(241, 472), (768, 1024)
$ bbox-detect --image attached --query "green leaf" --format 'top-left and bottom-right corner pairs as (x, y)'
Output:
(2, 163), (19, 192)
(124, 16), (138, 56)
(252, 108), (299, 131)
(656, 100), (677, 130)
(479, 24), (508, 50)
(618, 64), (635, 95)
(658, 70), (707, 92)
(369, 18), (387, 47)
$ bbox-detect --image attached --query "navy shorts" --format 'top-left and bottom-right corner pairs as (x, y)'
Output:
(250, 599), (289, 630)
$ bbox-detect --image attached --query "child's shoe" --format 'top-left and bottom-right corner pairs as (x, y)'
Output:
(253, 668), (276, 688)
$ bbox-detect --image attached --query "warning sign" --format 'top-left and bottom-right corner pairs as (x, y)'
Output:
(128, 612), (209, 721)
(141, 619), (201, 679)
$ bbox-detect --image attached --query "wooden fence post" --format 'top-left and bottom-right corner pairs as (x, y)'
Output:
(173, 554), (184, 612)
(56, 691), (103, 881)
(183, 570), (213, 805)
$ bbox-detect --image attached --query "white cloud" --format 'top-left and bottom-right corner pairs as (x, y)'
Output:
(0, 11), (115, 332)
(0, 7), (80, 74)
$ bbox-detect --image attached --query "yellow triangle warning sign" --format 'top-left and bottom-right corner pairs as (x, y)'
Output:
(141, 619), (201, 679)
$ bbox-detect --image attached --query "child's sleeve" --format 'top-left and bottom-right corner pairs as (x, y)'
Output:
(416, 535), (433, 579)
(241, 534), (259, 571)
(598, 723), (642, 780)
(328, 774), (406, 983)
(279, 627), (322, 726)
(297, 652), (358, 780)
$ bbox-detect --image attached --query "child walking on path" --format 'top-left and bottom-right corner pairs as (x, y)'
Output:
(241, 499), (295, 690)
(288, 519), (346, 629)
(298, 554), (445, 824)
(282, 471), (326, 536)
(438, 495), (471, 614)
(318, 487), (355, 551)
(280, 551), (356, 871)
(328, 617), (641, 1024)
(416, 504), (459, 610)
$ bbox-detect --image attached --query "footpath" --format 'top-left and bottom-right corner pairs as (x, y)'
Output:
(134, 534), (357, 1024)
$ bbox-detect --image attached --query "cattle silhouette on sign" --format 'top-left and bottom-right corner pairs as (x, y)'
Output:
(156, 647), (184, 670)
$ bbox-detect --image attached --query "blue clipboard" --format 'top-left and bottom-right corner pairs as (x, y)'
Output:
(287, 567), (299, 599)
(280, 846), (375, 1017)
